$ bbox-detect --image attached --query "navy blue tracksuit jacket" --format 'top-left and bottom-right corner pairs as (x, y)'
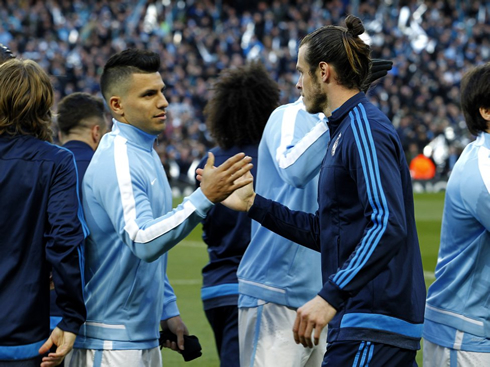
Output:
(249, 92), (425, 350)
(0, 134), (87, 360)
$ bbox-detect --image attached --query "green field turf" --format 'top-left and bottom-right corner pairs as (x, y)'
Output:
(162, 192), (446, 366)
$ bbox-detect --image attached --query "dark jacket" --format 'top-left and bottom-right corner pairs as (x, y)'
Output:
(50, 140), (94, 319)
(0, 134), (87, 360)
(249, 93), (425, 350)
(197, 145), (257, 310)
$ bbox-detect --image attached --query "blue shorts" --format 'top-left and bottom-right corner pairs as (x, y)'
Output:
(0, 356), (43, 367)
(205, 305), (239, 367)
(322, 340), (417, 367)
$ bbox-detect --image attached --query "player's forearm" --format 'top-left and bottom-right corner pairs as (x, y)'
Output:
(248, 194), (320, 251)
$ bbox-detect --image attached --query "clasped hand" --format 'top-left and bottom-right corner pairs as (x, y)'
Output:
(197, 152), (255, 205)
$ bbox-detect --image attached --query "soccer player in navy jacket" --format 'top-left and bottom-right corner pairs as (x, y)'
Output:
(216, 15), (425, 366)
(0, 59), (87, 366)
(49, 92), (108, 366)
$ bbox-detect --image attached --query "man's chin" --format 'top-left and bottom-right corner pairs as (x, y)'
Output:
(305, 104), (322, 115)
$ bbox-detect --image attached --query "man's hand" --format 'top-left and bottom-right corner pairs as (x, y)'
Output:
(293, 296), (336, 348)
(221, 171), (256, 212)
(197, 152), (253, 203)
(38, 327), (76, 367)
(161, 316), (189, 352)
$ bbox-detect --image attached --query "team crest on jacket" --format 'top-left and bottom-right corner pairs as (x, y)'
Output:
(331, 133), (341, 156)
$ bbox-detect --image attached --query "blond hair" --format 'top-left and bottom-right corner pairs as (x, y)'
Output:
(0, 59), (54, 142)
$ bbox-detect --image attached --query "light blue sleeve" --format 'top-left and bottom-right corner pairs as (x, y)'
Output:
(121, 186), (213, 263)
(264, 101), (330, 188)
(161, 270), (179, 320)
(99, 137), (214, 263)
(460, 147), (490, 231)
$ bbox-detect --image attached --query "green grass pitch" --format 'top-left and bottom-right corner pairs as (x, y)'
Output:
(162, 192), (446, 366)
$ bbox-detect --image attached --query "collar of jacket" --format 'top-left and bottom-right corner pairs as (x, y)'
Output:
(327, 92), (367, 133)
(112, 119), (157, 152)
(63, 140), (94, 152)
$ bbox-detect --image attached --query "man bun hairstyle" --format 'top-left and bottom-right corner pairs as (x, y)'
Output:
(300, 14), (371, 91)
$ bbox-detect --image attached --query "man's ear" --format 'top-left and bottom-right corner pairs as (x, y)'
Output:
(109, 96), (123, 117)
(319, 61), (330, 83)
(91, 124), (101, 144)
(480, 106), (490, 122)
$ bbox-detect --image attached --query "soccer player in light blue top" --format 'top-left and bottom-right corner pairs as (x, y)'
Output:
(423, 62), (490, 366)
(237, 96), (330, 367)
(66, 49), (253, 367)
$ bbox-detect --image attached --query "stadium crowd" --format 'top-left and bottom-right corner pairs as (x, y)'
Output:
(1, 0), (489, 183)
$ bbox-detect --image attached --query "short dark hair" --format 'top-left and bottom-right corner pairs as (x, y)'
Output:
(300, 15), (371, 91)
(460, 62), (490, 136)
(57, 92), (105, 134)
(204, 61), (280, 150)
(0, 44), (15, 65)
(100, 49), (161, 101)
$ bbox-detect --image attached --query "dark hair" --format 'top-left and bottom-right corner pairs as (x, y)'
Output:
(204, 61), (280, 150)
(100, 48), (161, 101)
(460, 62), (490, 136)
(0, 44), (15, 65)
(57, 92), (105, 134)
(0, 59), (54, 142)
(299, 15), (371, 90)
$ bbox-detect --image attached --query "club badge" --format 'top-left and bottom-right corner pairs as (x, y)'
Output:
(331, 133), (341, 156)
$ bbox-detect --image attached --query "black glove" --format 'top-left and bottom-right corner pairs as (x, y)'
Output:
(363, 58), (393, 92)
(159, 330), (202, 362)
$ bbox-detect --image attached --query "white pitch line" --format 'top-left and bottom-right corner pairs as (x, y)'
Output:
(178, 241), (206, 248)
(170, 279), (202, 285)
(424, 270), (435, 281)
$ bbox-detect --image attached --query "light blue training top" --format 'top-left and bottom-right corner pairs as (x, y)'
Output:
(75, 120), (213, 350)
(424, 132), (490, 352)
(238, 98), (330, 309)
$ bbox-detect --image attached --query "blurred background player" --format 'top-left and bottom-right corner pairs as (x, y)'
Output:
(49, 92), (108, 366)
(423, 62), (490, 366)
(56, 92), (108, 192)
(195, 61), (280, 367)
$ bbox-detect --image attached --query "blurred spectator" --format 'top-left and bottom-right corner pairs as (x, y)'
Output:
(0, 43), (14, 63)
(2, 0), (488, 181)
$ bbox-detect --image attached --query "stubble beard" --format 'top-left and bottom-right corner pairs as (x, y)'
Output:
(304, 74), (327, 114)
(305, 88), (327, 115)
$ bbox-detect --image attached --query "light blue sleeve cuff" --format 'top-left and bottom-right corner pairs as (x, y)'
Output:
(161, 299), (180, 321)
(187, 187), (214, 217)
